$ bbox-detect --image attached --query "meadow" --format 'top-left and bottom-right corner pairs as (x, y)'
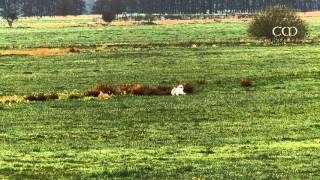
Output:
(1, 17), (320, 178)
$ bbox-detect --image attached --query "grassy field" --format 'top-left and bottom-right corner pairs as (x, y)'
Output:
(1, 17), (320, 179)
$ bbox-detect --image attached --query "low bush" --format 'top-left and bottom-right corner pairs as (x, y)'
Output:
(248, 6), (308, 42)
(102, 11), (116, 23)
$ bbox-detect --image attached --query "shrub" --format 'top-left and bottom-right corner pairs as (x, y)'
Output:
(240, 79), (252, 87)
(102, 11), (116, 23)
(248, 6), (308, 42)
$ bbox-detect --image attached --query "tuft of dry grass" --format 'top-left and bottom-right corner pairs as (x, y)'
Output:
(110, 47), (118, 53)
(0, 48), (69, 56)
(46, 93), (59, 100)
(179, 82), (194, 93)
(0, 96), (20, 104)
(84, 89), (100, 97)
(95, 83), (118, 95)
(197, 79), (207, 85)
(94, 44), (108, 52)
(68, 94), (82, 100)
(240, 79), (252, 87)
(24, 93), (58, 102)
(98, 91), (111, 99)
(68, 47), (81, 53)
(119, 84), (171, 96)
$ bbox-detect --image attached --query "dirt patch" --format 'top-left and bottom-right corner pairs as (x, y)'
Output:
(0, 48), (79, 56)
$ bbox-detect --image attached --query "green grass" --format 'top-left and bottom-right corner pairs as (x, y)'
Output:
(1, 17), (320, 178)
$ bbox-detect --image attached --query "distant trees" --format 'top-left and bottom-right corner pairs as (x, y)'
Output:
(119, 0), (320, 14)
(1, 0), (320, 17)
(0, 0), (85, 17)
(92, 0), (125, 14)
(102, 11), (116, 22)
(54, 0), (85, 16)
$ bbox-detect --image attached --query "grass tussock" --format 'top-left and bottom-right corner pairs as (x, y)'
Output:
(197, 79), (207, 85)
(0, 48), (68, 56)
(24, 93), (59, 102)
(179, 82), (194, 93)
(0, 96), (20, 104)
(84, 89), (100, 97)
(68, 94), (82, 100)
(68, 47), (80, 53)
(119, 84), (171, 96)
(110, 47), (118, 53)
(240, 79), (252, 87)
(95, 83), (118, 95)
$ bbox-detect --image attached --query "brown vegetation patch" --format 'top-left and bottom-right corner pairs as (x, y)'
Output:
(95, 83), (118, 95)
(240, 79), (253, 87)
(119, 84), (172, 96)
(179, 82), (194, 93)
(24, 93), (59, 102)
(0, 48), (80, 56)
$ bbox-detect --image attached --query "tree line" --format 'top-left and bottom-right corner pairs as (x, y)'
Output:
(1, 0), (320, 17)
(0, 0), (85, 16)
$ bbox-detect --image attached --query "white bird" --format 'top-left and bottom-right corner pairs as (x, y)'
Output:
(171, 85), (186, 96)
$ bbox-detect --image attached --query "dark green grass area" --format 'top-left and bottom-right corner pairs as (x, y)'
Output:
(1, 21), (320, 178)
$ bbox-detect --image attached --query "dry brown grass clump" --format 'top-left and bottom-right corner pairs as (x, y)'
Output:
(197, 79), (207, 85)
(0, 48), (69, 56)
(152, 85), (172, 95)
(94, 44), (107, 52)
(84, 89), (100, 97)
(179, 82), (194, 93)
(240, 79), (252, 87)
(68, 94), (82, 100)
(0, 96), (19, 104)
(110, 47), (118, 53)
(98, 91), (111, 99)
(24, 93), (59, 102)
(119, 84), (171, 96)
(68, 47), (81, 53)
(84, 83), (118, 97)
(95, 83), (118, 95)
